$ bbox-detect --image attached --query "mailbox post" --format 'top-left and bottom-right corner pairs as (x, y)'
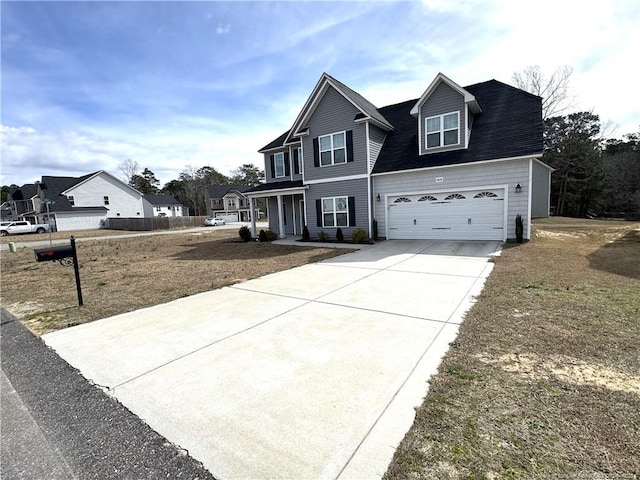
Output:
(34, 236), (83, 306)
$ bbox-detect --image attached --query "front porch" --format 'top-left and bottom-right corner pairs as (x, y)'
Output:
(246, 180), (307, 238)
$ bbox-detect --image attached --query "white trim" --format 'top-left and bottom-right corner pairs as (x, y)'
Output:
(366, 121), (373, 238)
(320, 195), (349, 228)
(527, 158), (533, 240)
(465, 104), (470, 149)
(302, 190), (307, 227)
(299, 199), (305, 232)
(289, 146), (294, 181)
(245, 186), (307, 197)
(318, 130), (347, 167)
(371, 154), (543, 177)
(274, 152), (286, 179)
(365, 121), (371, 173)
(410, 73), (481, 116)
(292, 194), (297, 235)
(304, 173), (369, 185)
(417, 105), (423, 155)
(384, 184), (508, 242)
(425, 111), (460, 150)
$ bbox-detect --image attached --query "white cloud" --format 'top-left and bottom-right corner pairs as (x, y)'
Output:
(216, 23), (231, 35)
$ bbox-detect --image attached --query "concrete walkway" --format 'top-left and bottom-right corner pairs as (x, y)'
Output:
(44, 239), (501, 479)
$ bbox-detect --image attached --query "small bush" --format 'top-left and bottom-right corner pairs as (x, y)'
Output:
(372, 219), (378, 241)
(302, 225), (310, 241)
(258, 229), (267, 242)
(515, 214), (524, 243)
(351, 228), (368, 243)
(265, 230), (278, 241)
(239, 225), (252, 242)
(318, 230), (330, 241)
(336, 227), (344, 242)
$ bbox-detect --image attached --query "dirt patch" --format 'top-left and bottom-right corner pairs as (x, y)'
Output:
(1, 229), (352, 335)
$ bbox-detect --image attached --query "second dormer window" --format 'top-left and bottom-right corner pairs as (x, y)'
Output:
(319, 132), (346, 166)
(426, 112), (459, 149)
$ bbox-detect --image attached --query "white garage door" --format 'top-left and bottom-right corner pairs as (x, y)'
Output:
(215, 213), (239, 222)
(387, 189), (505, 240)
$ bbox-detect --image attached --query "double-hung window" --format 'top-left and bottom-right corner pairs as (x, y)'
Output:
(319, 132), (346, 166)
(103, 196), (110, 205)
(274, 152), (285, 178)
(322, 196), (348, 227)
(68, 195), (75, 206)
(426, 112), (459, 149)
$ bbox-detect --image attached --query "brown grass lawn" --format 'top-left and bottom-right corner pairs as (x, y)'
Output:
(0, 229), (349, 335)
(385, 219), (640, 479)
(0, 228), (141, 244)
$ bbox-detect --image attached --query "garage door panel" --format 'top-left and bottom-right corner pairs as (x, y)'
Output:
(388, 189), (504, 240)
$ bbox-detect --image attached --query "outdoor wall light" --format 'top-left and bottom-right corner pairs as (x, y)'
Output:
(376, 194), (381, 202)
(515, 183), (522, 193)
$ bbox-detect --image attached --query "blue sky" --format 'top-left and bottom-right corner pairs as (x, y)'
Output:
(1, 0), (638, 188)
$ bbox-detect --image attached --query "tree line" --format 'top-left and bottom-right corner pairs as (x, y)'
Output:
(118, 160), (264, 216)
(513, 66), (639, 218)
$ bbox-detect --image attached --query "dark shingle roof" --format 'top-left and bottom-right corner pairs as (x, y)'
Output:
(372, 80), (543, 174)
(9, 183), (38, 200)
(143, 194), (181, 206)
(206, 184), (252, 198)
(259, 131), (291, 152)
(246, 180), (304, 193)
(39, 173), (99, 212)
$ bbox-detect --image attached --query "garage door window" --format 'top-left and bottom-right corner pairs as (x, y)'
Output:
(394, 197), (412, 203)
(474, 191), (498, 198)
(444, 193), (466, 200)
(322, 196), (348, 227)
(418, 195), (438, 202)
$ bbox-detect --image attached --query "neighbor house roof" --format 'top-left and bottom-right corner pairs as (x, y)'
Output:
(372, 80), (543, 174)
(39, 173), (98, 212)
(143, 194), (181, 206)
(9, 183), (39, 201)
(206, 185), (252, 198)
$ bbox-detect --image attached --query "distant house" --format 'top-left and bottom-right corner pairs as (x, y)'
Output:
(206, 185), (261, 222)
(143, 194), (187, 217)
(3, 183), (40, 221)
(5, 170), (182, 232)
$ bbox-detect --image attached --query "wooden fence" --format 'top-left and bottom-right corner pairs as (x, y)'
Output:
(106, 216), (208, 231)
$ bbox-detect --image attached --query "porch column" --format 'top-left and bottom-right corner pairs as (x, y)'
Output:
(249, 197), (257, 237)
(277, 194), (285, 238)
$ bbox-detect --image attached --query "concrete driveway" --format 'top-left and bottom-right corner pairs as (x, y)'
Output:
(44, 239), (501, 479)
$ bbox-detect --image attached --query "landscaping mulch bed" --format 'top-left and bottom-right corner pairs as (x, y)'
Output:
(384, 218), (640, 479)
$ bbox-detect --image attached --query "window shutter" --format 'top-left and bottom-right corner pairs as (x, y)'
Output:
(346, 130), (354, 163)
(270, 155), (275, 179)
(293, 148), (300, 174)
(316, 199), (322, 227)
(313, 138), (319, 167)
(284, 152), (290, 177)
(348, 196), (356, 226)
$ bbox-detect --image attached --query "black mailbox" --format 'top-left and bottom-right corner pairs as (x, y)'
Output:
(34, 245), (74, 262)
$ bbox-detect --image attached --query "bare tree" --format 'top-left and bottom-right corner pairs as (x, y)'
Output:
(512, 65), (576, 119)
(118, 158), (139, 183)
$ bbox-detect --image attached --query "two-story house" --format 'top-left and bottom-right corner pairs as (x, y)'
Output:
(4, 183), (41, 222)
(207, 185), (258, 222)
(246, 72), (551, 241)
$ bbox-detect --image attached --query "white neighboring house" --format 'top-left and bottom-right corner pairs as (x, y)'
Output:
(142, 195), (186, 217)
(38, 171), (147, 231)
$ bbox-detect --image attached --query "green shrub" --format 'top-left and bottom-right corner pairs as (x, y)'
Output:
(372, 219), (378, 241)
(258, 229), (267, 242)
(336, 227), (344, 242)
(351, 228), (368, 243)
(265, 230), (278, 241)
(515, 214), (524, 243)
(318, 230), (330, 241)
(302, 225), (310, 241)
(239, 225), (252, 242)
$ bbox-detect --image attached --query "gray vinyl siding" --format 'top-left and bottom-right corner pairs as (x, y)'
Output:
(267, 195), (300, 235)
(373, 158), (532, 240)
(302, 86), (367, 181)
(531, 160), (551, 218)
(264, 148), (289, 183)
(369, 124), (386, 172)
(419, 82), (466, 154)
(305, 178), (369, 238)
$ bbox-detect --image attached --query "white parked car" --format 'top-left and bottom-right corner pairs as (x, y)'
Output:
(204, 217), (225, 226)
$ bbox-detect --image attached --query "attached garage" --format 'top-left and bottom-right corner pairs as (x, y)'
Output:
(386, 188), (506, 240)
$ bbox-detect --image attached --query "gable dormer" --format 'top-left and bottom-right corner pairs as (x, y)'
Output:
(410, 73), (482, 156)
